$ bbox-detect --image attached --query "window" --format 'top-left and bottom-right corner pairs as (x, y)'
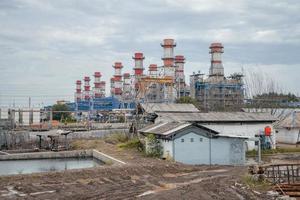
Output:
(190, 138), (194, 142)
(199, 138), (203, 142)
(181, 138), (184, 143)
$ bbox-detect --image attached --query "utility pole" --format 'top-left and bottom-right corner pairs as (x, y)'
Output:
(28, 97), (31, 108)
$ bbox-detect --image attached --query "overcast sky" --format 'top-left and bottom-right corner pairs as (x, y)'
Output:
(0, 0), (299, 107)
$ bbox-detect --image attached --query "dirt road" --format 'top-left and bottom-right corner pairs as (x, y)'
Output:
(0, 139), (273, 199)
(0, 164), (272, 200)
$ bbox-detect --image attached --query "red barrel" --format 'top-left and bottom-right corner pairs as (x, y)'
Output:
(264, 126), (272, 136)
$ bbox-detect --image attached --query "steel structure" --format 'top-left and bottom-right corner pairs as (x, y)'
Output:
(71, 38), (190, 110)
(191, 43), (244, 111)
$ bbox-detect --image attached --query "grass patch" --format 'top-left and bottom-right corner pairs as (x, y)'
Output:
(103, 133), (129, 144)
(118, 138), (144, 151)
(247, 147), (300, 157)
(242, 175), (271, 190)
(71, 139), (103, 150)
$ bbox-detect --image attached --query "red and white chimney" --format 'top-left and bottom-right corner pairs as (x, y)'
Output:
(75, 80), (82, 101)
(161, 39), (176, 67)
(148, 64), (158, 78)
(209, 43), (224, 76)
(93, 72), (102, 98)
(83, 76), (91, 100)
(175, 55), (185, 83)
(93, 72), (106, 98)
(110, 77), (115, 96)
(133, 52), (145, 76)
(113, 62), (123, 96)
(123, 73), (131, 99)
(132, 52), (145, 90)
(99, 80), (106, 98)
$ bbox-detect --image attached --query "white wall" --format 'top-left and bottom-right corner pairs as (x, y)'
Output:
(202, 123), (276, 150)
(276, 128), (299, 144)
(174, 132), (210, 164)
(0, 108), (9, 119)
(171, 131), (246, 165)
(0, 107), (41, 126)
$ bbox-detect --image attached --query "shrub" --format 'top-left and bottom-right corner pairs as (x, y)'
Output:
(118, 138), (144, 151)
(145, 134), (163, 157)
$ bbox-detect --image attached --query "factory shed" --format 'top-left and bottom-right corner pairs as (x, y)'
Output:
(155, 112), (277, 150)
(140, 103), (199, 113)
(138, 103), (199, 123)
(139, 122), (248, 165)
(274, 111), (300, 144)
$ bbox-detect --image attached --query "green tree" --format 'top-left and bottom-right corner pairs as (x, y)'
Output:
(52, 104), (71, 121)
(146, 134), (162, 157)
(176, 96), (201, 110)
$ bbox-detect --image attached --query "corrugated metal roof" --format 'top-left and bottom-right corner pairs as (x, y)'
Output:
(140, 103), (199, 113)
(139, 121), (191, 136)
(156, 112), (277, 122)
(139, 122), (248, 139)
(274, 111), (300, 128)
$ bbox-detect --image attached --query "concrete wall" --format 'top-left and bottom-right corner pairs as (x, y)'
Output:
(174, 132), (210, 164)
(0, 149), (126, 165)
(0, 128), (128, 150)
(0, 131), (30, 149)
(213, 138), (245, 165)
(161, 139), (173, 158)
(29, 129), (128, 141)
(0, 107), (41, 126)
(203, 123), (275, 150)
(276, 128), (299, 144)
(0, 150), (92, 160)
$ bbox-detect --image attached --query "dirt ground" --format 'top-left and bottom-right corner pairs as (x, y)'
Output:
(0, 139), (278, 200)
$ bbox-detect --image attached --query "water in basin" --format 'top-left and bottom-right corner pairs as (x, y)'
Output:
(0, 158), (103, 175)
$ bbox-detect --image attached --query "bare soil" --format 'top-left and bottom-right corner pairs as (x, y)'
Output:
(0, 139), (274, 200)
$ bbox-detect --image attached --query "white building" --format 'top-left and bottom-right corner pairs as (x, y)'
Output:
(274, 111), (300, 144)
(0, 107), (41, 126)
(140, 122), (248, 165)
(155, 111), (277, 150)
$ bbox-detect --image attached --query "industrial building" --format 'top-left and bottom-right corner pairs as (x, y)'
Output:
(0, 107), (41, 126)
(139, 122), (248, 165)
(139, 103), (277, 151)
(190, 43), (244, 111)
(274, 111), (300, 144)
(67, 40), (245, 114)
(70, 39), (189, 113)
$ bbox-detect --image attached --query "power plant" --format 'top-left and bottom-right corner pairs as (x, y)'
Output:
(71, 39), (244, 112)
(190, 43), (244, 111)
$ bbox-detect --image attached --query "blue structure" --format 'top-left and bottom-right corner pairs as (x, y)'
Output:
(66, 96), (135, 112)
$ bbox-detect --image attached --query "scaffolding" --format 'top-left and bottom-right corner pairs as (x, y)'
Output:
(137, 76), (175, 103)
(195, 80), (244, 111)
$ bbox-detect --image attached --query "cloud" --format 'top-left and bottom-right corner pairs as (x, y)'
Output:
(0, 0), (299, 106)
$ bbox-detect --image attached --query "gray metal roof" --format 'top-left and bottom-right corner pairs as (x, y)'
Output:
(156, 112), (277, 123)
(140, 103), (199, 113)
(139, 121), (249, 139)
(139, 121), (191, 136)
(274, 111), (300, 128)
